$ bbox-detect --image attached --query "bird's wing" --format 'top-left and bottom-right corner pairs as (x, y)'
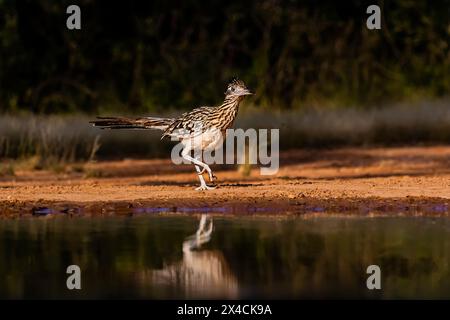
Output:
(162, 106), (214, 139)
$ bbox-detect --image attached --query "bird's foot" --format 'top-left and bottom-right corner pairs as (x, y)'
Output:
(195, 184), (217, 191)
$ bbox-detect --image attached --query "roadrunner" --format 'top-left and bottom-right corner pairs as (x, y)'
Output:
(90, 79), (253, 190)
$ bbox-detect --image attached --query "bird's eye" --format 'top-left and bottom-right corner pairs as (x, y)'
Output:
(231, 87), (235, 92)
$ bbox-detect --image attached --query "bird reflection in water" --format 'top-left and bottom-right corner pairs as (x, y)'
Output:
(141, 215), (238, 298)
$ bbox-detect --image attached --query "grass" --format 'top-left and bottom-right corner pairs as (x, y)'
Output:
(238, 100), (450, 149)
(0, 115), (101, 170)
(83, 168), (108, 179)
(0, 162), (15, 177)
(0, 99), (449, 171)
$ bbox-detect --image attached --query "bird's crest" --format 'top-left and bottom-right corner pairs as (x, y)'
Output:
(225, 77), (249, 96)
(228, 77), (245, 88)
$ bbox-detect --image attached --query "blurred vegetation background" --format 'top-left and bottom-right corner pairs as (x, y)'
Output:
(0, 0), (449, 167)
(1, 0), (449, 113)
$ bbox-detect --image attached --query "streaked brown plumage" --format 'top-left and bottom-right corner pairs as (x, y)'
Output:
(90, 79), (253, 190)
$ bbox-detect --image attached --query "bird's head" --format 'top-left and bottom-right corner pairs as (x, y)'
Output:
(224, 78), (253, 98)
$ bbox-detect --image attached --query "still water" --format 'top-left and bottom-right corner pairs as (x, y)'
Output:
(1, 213), (450, 299)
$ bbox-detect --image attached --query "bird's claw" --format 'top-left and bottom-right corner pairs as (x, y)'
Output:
(195, 184), (217, 191)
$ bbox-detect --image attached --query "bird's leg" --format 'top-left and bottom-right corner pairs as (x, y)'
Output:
(195, 214), (213, 244)
(204, 215), (213, 236)
(183, 214), (213, 252)
(196, 156), (216, 182)
(181, 148), (216, 190)
(182, 150), (212, 175)
(195, 165), (216, 190)
(196, 214), (207, 237)
(194, 152), (217, 182)
(197, 167), (217, 182)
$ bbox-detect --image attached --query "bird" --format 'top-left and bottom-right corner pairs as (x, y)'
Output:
(138, 214), (238, 298)
(90, 79), (253, 190)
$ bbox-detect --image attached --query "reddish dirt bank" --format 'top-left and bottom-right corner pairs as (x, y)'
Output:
(1, 146), (449, 217)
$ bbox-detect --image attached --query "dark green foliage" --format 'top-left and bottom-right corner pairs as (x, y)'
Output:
(0, 0), (449, 113)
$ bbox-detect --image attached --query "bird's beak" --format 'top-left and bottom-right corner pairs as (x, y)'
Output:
(240, 89), (253, 96)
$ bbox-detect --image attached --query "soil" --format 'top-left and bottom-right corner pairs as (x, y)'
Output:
(1, 146), (449, 217)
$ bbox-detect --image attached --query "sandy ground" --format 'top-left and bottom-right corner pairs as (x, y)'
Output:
(1, 146), (449, 216)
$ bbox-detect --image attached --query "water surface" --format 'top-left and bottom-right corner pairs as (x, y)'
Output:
(1, 214), (450, 299)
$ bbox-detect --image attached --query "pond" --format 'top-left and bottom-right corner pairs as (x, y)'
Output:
(0, 213), (450, 299)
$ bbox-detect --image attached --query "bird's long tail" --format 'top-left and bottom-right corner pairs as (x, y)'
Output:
(90, 116), (173, 130)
